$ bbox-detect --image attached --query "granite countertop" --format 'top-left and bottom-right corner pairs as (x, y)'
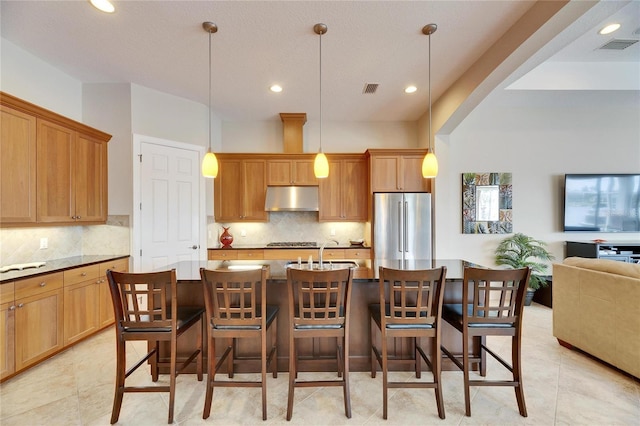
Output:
(0, 254), (130, 284)
(165, 259), (476, 282)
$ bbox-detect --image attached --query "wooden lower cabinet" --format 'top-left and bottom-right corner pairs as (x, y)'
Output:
(0, 283), (16, 380)
(63, 264), (100, 345)
(98, 258), (129, 327)
(14, 273), (64, 371)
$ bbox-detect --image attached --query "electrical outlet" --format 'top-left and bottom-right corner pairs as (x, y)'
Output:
(330, 228), (336, 236)
(40, 237), (48, 249)
(240, 229), (247, 237)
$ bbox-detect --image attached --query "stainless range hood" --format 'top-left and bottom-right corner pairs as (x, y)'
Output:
(265, 186), (319, 212)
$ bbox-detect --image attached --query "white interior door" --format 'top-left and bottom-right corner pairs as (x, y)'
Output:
(138, 139), (202, 271)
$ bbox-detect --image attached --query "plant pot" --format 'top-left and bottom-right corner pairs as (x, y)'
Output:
(524, 288), (535, 306)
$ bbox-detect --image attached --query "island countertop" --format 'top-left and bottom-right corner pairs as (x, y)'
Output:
(165, 258), (477, 281)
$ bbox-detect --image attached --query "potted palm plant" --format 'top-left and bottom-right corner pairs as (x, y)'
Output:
(494, 233), (555, 306)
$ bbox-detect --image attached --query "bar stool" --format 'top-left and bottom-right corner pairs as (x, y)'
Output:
(369, 266), (447, 419)
(106, 269), (204, 424)
(285, 267), (353, 420)
(440, 266), (531, 417)
(199, 266), (278, 421)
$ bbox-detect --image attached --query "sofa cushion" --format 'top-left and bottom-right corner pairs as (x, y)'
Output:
(563, 257), (640, 280)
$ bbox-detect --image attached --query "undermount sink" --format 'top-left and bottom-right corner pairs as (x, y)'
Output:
(285, 260), (358, 270)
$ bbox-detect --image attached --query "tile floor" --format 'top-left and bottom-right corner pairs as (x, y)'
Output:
(1, 303), (639, 425)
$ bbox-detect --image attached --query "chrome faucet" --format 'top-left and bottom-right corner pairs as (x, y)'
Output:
(319, 239), (339, 269)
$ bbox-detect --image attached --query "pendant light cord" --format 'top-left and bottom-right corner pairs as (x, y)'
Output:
(319, 29), (323, 153)
(208, 30), (212, 153)
(428, 31), (432, 154)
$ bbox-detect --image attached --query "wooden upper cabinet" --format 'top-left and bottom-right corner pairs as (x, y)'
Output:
(1, 92), (111, 227)
(367, 149), (431, 193)
(0, 105), (37, 224)
(319, 154), (368, 222)
(266, 155), (317, 186)
(36, 121), (108, 224)
(214, 156), (267, 222)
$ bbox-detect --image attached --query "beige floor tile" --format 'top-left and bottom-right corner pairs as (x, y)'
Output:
(2, 303), (639, 426)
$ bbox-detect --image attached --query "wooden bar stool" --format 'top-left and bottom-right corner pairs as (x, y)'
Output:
(369, 266), (447, 419)
(106, 269), (204, 424)
(199, 266), (278, 421)
(440, 266), (531, 417)
(285, 267), (353, 421)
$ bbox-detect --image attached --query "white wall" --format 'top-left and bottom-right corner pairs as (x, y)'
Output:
(83, 83), (133, 216)
(435, 89), (640, 270)
(222, 120), (418, 153)
(1, 38), (82, 120)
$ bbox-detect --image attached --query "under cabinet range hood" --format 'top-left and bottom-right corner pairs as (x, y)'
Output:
(264, 186), (319, 212)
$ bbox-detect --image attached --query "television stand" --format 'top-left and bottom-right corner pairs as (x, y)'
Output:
(565, 241), (640, 264)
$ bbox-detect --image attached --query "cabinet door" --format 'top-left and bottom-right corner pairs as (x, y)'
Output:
(36, 119), (75, 223)
(319, 160), (343, 221)
(292, 160), (317, 185)
(370, 155), (400, 192)
(267, 160), (292, 185)
(342, 158), (368, 220)
(0, 106), (37, 224)
(214, 159), (243, 221)
(75, 133), (107, 223)
(63, 279), (100, 345)
(0, 300), (15, 380)
(242, 159), (268, 221)
(98, 258), (129, 328)
(14, 288), (64, 370)
(401, 155), (430, 192)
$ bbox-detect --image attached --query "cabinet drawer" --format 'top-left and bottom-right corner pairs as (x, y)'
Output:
(322, 249), (345, 259)
(15, 272), (63, 300)
(64, 264), (100, 286)
(209, 250), (239, 260)
(236, 250), (264, 260)
(100, 258), (129, 274)
(344, 248), (371, 259)
(1, 282), (15, 305)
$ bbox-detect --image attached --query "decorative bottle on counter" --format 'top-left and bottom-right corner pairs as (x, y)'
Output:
(220, 227), (233, 248)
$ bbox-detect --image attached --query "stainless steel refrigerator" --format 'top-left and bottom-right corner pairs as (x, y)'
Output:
(373, 193), (432, 277)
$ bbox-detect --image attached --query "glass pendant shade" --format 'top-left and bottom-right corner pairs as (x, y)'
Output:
(202, 151), (219, 178)
(314, 152), (329, 178)
(422, 151), (438, 178)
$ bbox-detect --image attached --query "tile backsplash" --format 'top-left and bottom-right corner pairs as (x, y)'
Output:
(1, 212), (365, 266)
(207, 212), (367, 248)
(0, 215), (130, 266)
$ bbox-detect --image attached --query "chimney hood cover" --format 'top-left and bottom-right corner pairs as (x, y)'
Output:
(265, 186), (319, 212)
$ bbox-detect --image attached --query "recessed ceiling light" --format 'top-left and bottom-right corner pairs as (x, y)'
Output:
(270, 85), (283, 93)
(599, 23), (621, 35)
(405, 85), (417, 94)
(90, 0), (115, 13)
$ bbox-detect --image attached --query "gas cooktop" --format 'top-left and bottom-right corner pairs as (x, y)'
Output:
(266, 242), (318, 247)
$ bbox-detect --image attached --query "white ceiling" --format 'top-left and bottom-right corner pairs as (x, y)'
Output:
(1, 1), (638, 122)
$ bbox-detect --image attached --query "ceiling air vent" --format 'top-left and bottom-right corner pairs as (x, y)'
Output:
(362, 83), (379, 94)
(598, 39), (639, 50)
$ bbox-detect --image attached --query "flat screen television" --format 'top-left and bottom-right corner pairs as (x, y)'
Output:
(563, 174), (640, 232)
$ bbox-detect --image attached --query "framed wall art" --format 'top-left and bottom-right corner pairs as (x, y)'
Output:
(462, 172), (512, 234)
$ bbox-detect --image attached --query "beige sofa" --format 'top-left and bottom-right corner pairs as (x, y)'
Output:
(553, 257), (640, 378)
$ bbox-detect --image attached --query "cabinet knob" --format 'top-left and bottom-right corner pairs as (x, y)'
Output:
(9, 305), (15, 311)
(39, 282), (46, 287)
(17, 303), (24, 308)
(81, 272), (87, 276)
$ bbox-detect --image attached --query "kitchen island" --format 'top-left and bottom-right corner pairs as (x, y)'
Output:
(158, 259), (482, 373)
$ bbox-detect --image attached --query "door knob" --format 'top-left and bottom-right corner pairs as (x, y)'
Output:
(189, 245), (199, 250)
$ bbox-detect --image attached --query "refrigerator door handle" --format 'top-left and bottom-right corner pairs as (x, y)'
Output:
(404, 201), (409, 252)
(398, 201), (403, 253)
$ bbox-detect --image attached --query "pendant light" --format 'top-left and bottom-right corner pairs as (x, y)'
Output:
(201, 21), (219, 178)
(313, 23), (329, 179)
(422, 23), (438, 179)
